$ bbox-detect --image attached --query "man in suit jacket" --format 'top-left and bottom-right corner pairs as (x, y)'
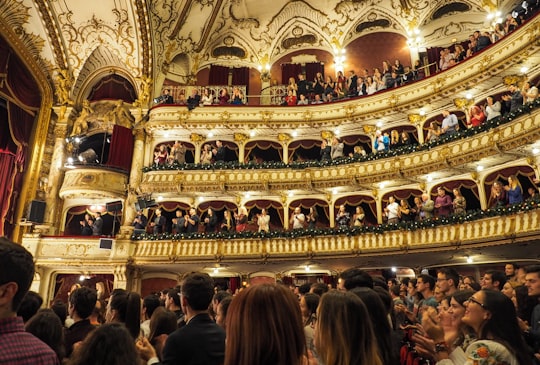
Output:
(92, 212), (103, 235)
(138, 273), (225, 365)
(420, 193), (435, 220)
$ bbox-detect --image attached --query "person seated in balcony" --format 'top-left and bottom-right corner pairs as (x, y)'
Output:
(385, 71), (401, 89)
(201, 88), (213, 106)
(401, 66), (414, 84)
(384, 196), (400, 224)
(485, 95), (502, 121)
(297, 73), (310, 100)
(161, 88), (174, 104)
(290, 207), (305, 230)
(399, 199), (415, 222)
(285, 90), (297, 106)
(150, 208), (166, 234)
(306, 207), (318, 229)
(347, 70), (358, 96)
(326, 93), (335, 103)
(296, 94), (309, 105)
(200, 144), (213, 165)
(177, 89), (186, 105)
(234, 207), (248, 232)
(441, 110), (459, 135)
(81, 215), (93, 236)
(374, 130), (389, 153)
(351, 206), (365, 227)
(392, 59), (404, 75)
(334, 82), (345, 99)
(357, 77), (367, 96)
(426, 121), (441, 143)
(212, 140), (226, 162)
(454, 44), (466, 62)
(311, 94), (323, 104)
(256, 208), (270, 233)
(330, 137), (344, 159)
(521, 80), (538, 103)
(220, 210), (235, 232)
(467, 106), (486, 128)
(365, 76), (377, 95)
(185, 208), (200, 233)
(504, 175), (523, 205)
(411, 196), (423, 221)
(171, 210), (185, 234)
(186, 89), (200, 111)
(218, 88), (230, 105)
(435, 187), (453, 217)
(203, 208), (218, 233)
(526, 186), (538, 201)
(453, 188), (467, 215)
(231, 87), (244, 105)
(132, 209), (148, 234)
(154, 145), (168, 165)
(320, 139), (331, 161)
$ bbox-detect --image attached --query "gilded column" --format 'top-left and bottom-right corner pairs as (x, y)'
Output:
(408, 114), (425, 145)
(121, 127), (146, 235)
(374, 190), (383, 224)
(329, 200), (336, 228)
(191, 133), (205, 164)
(45, 107), (72, 233)
(234, 133), (249, 164)
(113, 264), (128, 290)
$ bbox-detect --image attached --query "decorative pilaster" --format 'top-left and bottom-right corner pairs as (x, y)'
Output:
(234, 133), (249, 164)
(190, 133), (205, 164)
(408, 114), (426, 145)
(122, 127), (146, 233)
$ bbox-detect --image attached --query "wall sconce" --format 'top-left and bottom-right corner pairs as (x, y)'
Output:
(333, 48), (346, 74)
(486, 10), (503, 25)
(406, 27), (424, 52)
(257, 63), (271, 82)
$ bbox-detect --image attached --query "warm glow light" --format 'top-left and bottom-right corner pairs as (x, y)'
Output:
(208, 132), (214, 138)
(532, 148), (540, 155)
(391, 267), (397, 272)
(521, 66), (529, 74)
(466, 256), (474, 264)
(465, 92), (473, 100)
(305, 265), (311, 272)
(157, 196), (163, 201)
(426, 175), (433, 182)
(249, 130), (256, 137)
(292, 130), (298, 137)
(476, 165), (484, 172)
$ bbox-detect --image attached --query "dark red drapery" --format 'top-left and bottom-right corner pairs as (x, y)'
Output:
(106, 125), (134, 171)
(281, 63), (302, 84)
(209, 65), (229, 85)
(232, 67), (249, 87)
(305, 62), (324, 82)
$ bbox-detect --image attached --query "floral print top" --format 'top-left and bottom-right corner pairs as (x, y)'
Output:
(437, 340), (518, 365)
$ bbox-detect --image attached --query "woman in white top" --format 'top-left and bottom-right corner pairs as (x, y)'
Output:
(522, 80), (538, 103)
(256, 208), (270, 233)
(484, 95), (501, 121)
(200, 144), (213, 164)
(366, 76), (378, 95)
(416, 289), (532, 365)
(201, 88), (213, 105)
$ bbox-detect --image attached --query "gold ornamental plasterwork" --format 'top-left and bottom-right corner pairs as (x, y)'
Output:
(59, 169), (128, 200)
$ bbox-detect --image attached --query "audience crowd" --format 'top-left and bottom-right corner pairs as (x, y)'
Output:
(2, 236), (540, 365)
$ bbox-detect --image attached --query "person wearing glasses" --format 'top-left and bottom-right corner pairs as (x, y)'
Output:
(436, 268), (459, 297)
(414, 289), (532, 365)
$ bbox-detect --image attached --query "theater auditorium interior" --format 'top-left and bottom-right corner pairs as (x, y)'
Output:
(0, 0), (539, 300)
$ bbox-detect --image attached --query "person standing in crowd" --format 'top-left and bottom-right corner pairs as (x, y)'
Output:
(220, 210), (235, 232)
(0, 238), (59, 365)
(171, 210), (185, 234)
(502, 84), (524, 114)
(92, 212), (103, 236)
(481, 270), (507, 291)
(65, 286), (97, 357)
(80, 213), (92, 236)
(234, 207), (248, 232)
(319, 139), (331, 161)
(441, 110), (459, 135)
(185, 208), (200, 233)
(374, 130), (389, 153)
(351, 206), (365, 227)
(306, 207), (318, 229)
(330, 137), (344, 159)
(485, 95), (502, 121)
(437, 268), (459, 297)
(203, 208), (217, 233)
(169, 141), (186, 164)
(213, 140), (226, 162)
(138, 273), (226, 365)
(420, 193), (435, 220)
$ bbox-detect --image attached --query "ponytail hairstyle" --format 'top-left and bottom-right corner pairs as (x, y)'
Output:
(108, 289), (141, 339)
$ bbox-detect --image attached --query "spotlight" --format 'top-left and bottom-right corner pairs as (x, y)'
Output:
(78, 148), (98, 164)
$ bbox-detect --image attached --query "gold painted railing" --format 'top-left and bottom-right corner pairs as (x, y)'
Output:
(24, 210), (538, 269)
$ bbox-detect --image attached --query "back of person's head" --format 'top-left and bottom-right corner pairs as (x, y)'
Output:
(143, 294), (161, 319)
(148, 306), (178, 344)
(480, 289), (532, 365)
(0, 238), (35, 313)
(437, 268), (460, 288)
(310, 282), (328, 296)
(390, 285), (401, 297)
(181, 272), (214, 311)
(216, 296), (232, 329)
(224, 283), (305, 365)
(167, 288), (181, 307)
(212, 290), (232, 304)
(107, 289), (141, 339)
(525, 264), (540, 275)
(17, 291), (43, 322)
(25, 308), (65, 362)
(69, 287), (97, 319)
(372, 276), (389, 291)
(50, 299), (67, 325)
(485, 270), (507, 290)
(339, 268), (373, 290)
(69, 322), (139, 365)
(315, 290), (382, 365)
(350, 287), (395, 365)
(298, 283), (311, 295)
(418, 274), (436, 291)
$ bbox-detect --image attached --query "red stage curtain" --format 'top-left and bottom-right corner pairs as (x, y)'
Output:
(232, 67), (249, 87)
(106, 125), (134, 171)
(209, 65), (229, 85)
(88, 75), (137, 103)
(244, 140), (283, 161)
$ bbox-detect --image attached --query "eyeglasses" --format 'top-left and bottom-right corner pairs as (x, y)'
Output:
(466, 296), (486, 309)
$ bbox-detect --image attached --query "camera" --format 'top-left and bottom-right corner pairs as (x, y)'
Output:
(153, 95), (167, 104)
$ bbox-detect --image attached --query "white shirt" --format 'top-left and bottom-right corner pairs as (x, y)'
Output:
(291, 213), (305, 229)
